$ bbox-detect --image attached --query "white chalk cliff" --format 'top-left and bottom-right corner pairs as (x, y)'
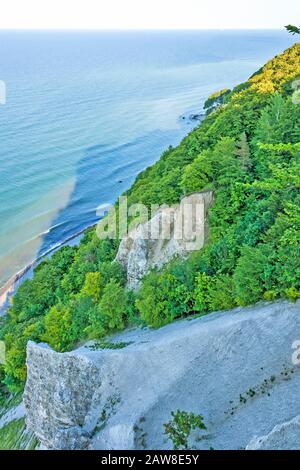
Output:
(23, 301), (300, 450)
(116, 192), (214, 289)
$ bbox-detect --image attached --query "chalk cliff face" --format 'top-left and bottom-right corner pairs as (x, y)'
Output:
(24, 301), (300, 450)
(24, 345), (102, 449)
(246, 415), (300, 450)
(116, 191), (214, 289)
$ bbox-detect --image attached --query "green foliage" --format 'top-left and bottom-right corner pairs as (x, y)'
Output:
(69, 295), (95, 342)
(164, 410), (207, 450)
(233, 245), (275, 306)
(98, 261), (126, 287)
(85, 280), (130, 338)
(43, 304), (72, 352)
(193, 273), (214, 313)
(0, 418), (38, 450)
(88, 340), (133, 350)
(0, 367), (9, 409)
(80, 272), (102, 302)
(181, 136), (247, 195)
(194, 273), (236, 313)
(285, 24), (300, 35)
(235, 132), (252, 171)
(98, 280), (128, 331)
(9, 246), (76, 322)
(1, 42), (300, 392)
(3, 320), (44, 392)
(136, 271), (193, 328)
(180, 150), (212, 194)
(204, 88), (231, 111)
(0, 390), (22, 420)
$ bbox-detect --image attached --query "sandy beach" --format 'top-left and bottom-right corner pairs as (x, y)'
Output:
(0, 226), (92, 316)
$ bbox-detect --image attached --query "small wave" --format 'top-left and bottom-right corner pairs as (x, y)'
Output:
(47, 221), (66, 233)
(15, 221), (67, 246)
(0, 220), (99, 314)
(86, 136), (145, 159)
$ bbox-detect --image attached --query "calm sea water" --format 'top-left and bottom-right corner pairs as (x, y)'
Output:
(0, 30), (295, 288)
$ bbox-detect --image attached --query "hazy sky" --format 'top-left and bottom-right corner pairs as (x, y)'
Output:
(0, 0), (299, 30)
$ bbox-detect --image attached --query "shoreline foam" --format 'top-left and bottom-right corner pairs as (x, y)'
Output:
(0, 222), (97, 315)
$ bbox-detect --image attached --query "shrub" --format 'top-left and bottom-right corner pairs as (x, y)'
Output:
(233, 246), (275, 306)
(164, 410), (207, 450)
(1, 43), (300, 393)
(98, 261), (126, 287)
(80, 272), (102, 302)
(136, 272), (192, 328)
(193, 273), (214, 313)
(97, 280), (128, 332)
(207, 275), (237, 311)
(43, 305), (72, 352)
(180, 150), (212, 194)
(193, 272), (236, 313)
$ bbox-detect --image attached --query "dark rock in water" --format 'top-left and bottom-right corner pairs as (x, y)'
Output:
(180, 113), (204, 123)
(189, 113), (204, 121)
(118, 180), (123, 183)
(204, 88), (231, 116)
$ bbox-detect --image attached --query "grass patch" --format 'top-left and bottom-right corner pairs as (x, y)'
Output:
(0, 393), (22, 420)
(0, 418), (39, 450)
(88, 340), (134, 351)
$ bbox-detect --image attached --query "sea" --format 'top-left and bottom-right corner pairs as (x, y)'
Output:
(0, 30), (296, 290)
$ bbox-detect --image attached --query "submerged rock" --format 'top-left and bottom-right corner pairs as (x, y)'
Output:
(246, 415), (300, 450)
(180, 113), (205, 123)
(24, 301), (300, 450)
(189, 113), (204, 121)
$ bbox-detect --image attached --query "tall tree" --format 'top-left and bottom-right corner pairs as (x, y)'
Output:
(235, 132), (252, 171)
(285, 24), (300, 35)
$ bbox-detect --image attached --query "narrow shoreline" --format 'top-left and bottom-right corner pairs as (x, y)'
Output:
(0, 222), (97, 314)
(0, 112), (203, 315)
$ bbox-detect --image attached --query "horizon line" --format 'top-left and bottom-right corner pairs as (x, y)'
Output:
(0, 27), (286, 32)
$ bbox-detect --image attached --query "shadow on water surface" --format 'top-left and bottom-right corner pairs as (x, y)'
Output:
(37, 124), (194, 258)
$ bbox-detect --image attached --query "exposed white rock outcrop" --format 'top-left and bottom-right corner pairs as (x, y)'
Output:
(0, 403), (25, 430)
(24, 346), (102, 449)
(116, 191), (214, 289)
(24, 301), (300, 450)
(246, 415), (300, 450)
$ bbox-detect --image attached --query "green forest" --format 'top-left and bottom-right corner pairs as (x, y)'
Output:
(0, 41), (299, 397)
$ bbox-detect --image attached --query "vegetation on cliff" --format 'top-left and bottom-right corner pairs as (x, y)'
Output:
(203, 88), (231, 114)
(0, 418), (38, 450)
(286, 24), (300, 35)
(0, 41), (299, 393)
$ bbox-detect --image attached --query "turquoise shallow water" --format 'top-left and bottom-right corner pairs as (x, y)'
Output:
(0, 30), (296, 287)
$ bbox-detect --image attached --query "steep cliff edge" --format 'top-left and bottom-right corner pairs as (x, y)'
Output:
(1, 43), (300, 451)
(116, 191), (214, 289)
(24, 301), (300, 450)
(2, 43), (299, 399)
(246, 415), (300, 450)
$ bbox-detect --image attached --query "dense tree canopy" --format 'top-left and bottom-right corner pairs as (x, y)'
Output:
(286, 25), (300, 35)
(1, 41), (300, 393)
